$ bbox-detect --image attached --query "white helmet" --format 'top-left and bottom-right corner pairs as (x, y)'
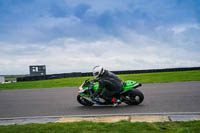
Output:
(93, 66), (105, 78)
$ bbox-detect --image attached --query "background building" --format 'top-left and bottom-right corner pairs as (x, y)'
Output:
(0, 76), (5, 83)
(29, 65), (46, 76)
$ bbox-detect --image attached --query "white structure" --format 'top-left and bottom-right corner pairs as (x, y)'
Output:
(0, 76), (5, 83)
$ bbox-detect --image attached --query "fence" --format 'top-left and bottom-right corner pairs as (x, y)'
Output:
(16, 67), (200, 82)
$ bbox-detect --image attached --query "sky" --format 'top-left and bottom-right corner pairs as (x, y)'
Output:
(0, 0), (200, 75)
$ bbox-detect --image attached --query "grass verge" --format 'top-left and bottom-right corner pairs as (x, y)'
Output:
(0, 120), (200, 133)
(0, 70), (200, 90)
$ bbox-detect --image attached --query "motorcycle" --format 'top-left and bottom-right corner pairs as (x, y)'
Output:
(77, 79), (144, 106)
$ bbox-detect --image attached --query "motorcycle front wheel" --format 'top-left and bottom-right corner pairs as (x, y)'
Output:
(77, 95), (94, 106)
(124, 89), (144, 105)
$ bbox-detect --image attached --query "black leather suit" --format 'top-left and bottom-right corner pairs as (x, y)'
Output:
(93, 70), (123, 100)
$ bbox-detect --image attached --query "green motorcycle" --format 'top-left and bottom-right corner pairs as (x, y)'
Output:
(77, 79), (144, 106)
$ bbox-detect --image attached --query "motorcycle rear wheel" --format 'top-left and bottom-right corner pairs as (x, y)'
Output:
(77, 95), (94, 106)
(124, 89), (144, 105)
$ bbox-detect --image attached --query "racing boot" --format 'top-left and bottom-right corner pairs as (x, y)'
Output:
(92, 96), (100, 104)
(112, 98), (121, 107)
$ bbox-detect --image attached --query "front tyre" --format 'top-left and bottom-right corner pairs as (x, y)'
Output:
(124, 89), (144, 105)
(77, 95), (94, 106)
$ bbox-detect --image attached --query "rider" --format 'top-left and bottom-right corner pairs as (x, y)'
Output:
(91, 66), (123, 106)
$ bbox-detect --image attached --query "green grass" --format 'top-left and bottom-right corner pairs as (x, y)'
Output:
(0, 70), (200, 90)
(0, 120), (200, 133)
(118, 70), (200, 83)
(0, 76), (91, 90)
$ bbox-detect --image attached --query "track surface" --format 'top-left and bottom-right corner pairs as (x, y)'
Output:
(0, 81), (200, 118)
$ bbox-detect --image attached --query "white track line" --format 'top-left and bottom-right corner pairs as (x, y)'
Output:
(1, 112), (200, 120)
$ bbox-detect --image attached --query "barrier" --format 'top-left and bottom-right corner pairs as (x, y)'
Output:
(17, 67), (200, 82)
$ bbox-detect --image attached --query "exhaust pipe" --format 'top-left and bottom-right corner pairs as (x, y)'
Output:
(133, 83), (142, 89)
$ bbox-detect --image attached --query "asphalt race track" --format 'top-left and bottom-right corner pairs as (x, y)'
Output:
(0, 81), (200, 118)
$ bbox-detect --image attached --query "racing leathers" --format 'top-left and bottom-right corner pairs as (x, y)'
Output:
(92, 70), (123, 101)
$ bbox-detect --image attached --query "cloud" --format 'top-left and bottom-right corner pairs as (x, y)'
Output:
(1, 0), (198, 43)
(1, 31), (200, 75)
(171, 23), (200, 34)
(0, 0), (200, 74)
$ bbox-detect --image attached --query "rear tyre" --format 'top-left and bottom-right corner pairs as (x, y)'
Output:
(77, 95), (94, 106)
(124, 89), (144, 105)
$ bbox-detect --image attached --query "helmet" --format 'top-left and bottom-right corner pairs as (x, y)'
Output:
(93, 66), (105, 78)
